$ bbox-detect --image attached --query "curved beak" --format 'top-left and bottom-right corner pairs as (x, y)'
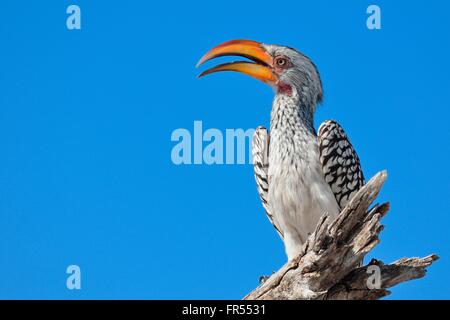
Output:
(196, 39), (277, 86)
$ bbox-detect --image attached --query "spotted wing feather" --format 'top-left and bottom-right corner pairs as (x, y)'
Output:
(318, 120), (365, 209)
(252, 126), (283, 239)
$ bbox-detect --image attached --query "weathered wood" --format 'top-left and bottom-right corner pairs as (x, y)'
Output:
(244, 171), (438, 300)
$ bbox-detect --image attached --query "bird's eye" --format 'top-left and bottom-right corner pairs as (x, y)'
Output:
(275, 57), (288, 68)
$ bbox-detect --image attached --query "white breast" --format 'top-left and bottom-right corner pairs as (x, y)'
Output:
(268, 129), (340, 260)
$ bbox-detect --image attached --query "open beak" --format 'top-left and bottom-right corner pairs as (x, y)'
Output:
(196, 39), (277, 86)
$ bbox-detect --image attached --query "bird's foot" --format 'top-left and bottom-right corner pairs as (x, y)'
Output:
(259, 272), (275, 284)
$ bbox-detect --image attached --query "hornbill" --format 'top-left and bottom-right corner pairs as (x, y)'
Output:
(197, 40), (365, 261)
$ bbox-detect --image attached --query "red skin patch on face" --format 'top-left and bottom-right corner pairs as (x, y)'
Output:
(277, 81), (292, 96)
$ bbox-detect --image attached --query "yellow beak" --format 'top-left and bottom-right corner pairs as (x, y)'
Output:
(196, 39), (277, 85)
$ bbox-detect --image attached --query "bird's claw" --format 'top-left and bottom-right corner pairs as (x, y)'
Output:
(259, 271), (275, 284)
(259, 275), (270, 284)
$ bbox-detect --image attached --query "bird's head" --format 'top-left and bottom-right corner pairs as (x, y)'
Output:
(197, 39), (323, 108)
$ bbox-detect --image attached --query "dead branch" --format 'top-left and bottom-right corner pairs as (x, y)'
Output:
(244, 171), (438, 300)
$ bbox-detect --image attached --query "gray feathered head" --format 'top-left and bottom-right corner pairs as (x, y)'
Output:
(197, 39), (323, 109)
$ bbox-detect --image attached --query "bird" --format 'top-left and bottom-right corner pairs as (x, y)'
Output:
(196, 39), (365, 261)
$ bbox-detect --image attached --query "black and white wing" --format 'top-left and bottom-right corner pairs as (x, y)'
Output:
(318, 120), (365, 209)
(252, 126), (283, 239)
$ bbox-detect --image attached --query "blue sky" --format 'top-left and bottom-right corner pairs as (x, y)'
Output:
(0, 0), (449, 299)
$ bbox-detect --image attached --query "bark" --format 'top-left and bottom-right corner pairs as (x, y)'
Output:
(244, 171), (438, 300)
